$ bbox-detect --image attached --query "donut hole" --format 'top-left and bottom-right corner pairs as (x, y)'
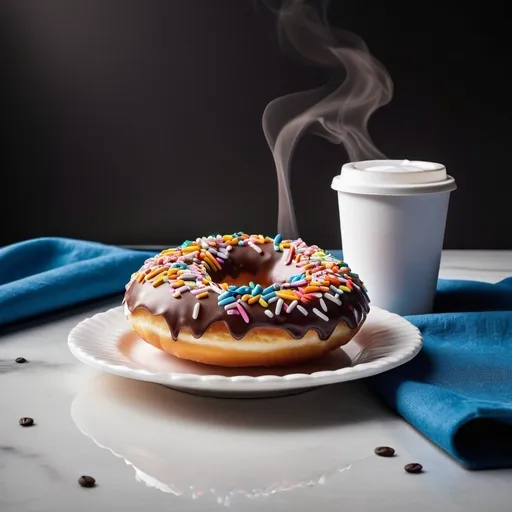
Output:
(219, 270), (275, 289)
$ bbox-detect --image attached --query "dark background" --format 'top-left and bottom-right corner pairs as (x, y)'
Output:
(2, 1), (510, 249)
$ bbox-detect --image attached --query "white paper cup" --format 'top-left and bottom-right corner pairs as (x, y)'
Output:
(331, 159), (457, 316)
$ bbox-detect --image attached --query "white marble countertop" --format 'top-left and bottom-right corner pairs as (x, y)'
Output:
(1, 250), (511, 512)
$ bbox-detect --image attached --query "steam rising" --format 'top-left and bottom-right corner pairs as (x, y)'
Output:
(262, 0), (393, 238)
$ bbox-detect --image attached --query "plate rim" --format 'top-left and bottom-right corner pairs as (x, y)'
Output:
(67, 306), (422, 385)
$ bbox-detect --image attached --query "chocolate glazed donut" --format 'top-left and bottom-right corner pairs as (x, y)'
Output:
(123, 233), (370, 367)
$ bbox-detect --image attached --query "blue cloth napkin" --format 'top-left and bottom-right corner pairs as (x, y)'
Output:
(0, 238), (154, 326)
(330, 250), (512, 470)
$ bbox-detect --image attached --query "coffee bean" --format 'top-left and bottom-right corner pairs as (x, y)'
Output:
(19, 417), (34, 427)
(15, 357), (28, 363)
(78, 475), (96, 488)
(404, 463), (423, 473)
(374, 446), (395, 457)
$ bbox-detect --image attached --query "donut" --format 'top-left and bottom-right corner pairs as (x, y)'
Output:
(123, 233), (370, 367)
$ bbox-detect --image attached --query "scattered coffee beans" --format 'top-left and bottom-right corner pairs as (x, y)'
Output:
(15, 357), (28, 363)
(404, 463), (423, 474)
(19, 417), (34, 427)
(374, 446), (395, 457)
(78, 475), (96, 488)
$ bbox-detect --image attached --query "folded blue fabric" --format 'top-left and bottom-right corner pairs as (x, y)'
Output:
(0, 238), (154, 326)
(330, 250), (512, 470)
(369, 305), (512, 470)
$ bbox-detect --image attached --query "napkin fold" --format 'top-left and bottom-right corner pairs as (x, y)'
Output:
(0, 237), (153, 326)
(367, 279), (512, 470)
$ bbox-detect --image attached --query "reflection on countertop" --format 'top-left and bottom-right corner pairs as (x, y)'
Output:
(70, 374), (387, 506)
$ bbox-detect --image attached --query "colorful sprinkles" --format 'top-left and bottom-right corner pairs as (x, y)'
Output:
(127, 232), (368, 328)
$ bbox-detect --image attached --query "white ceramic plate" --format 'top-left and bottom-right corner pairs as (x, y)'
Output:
(68, 306), (422, 397)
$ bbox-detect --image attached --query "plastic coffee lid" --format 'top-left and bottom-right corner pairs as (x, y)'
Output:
(331, 159), (457, 195)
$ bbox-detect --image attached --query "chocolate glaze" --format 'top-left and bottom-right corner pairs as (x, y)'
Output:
(123, 243), (370, 341)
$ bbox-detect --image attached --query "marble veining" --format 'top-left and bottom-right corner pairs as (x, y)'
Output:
(0, 445), (62, 480)
(0, 360), (70, 375)
(0, 251), (511, 512)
